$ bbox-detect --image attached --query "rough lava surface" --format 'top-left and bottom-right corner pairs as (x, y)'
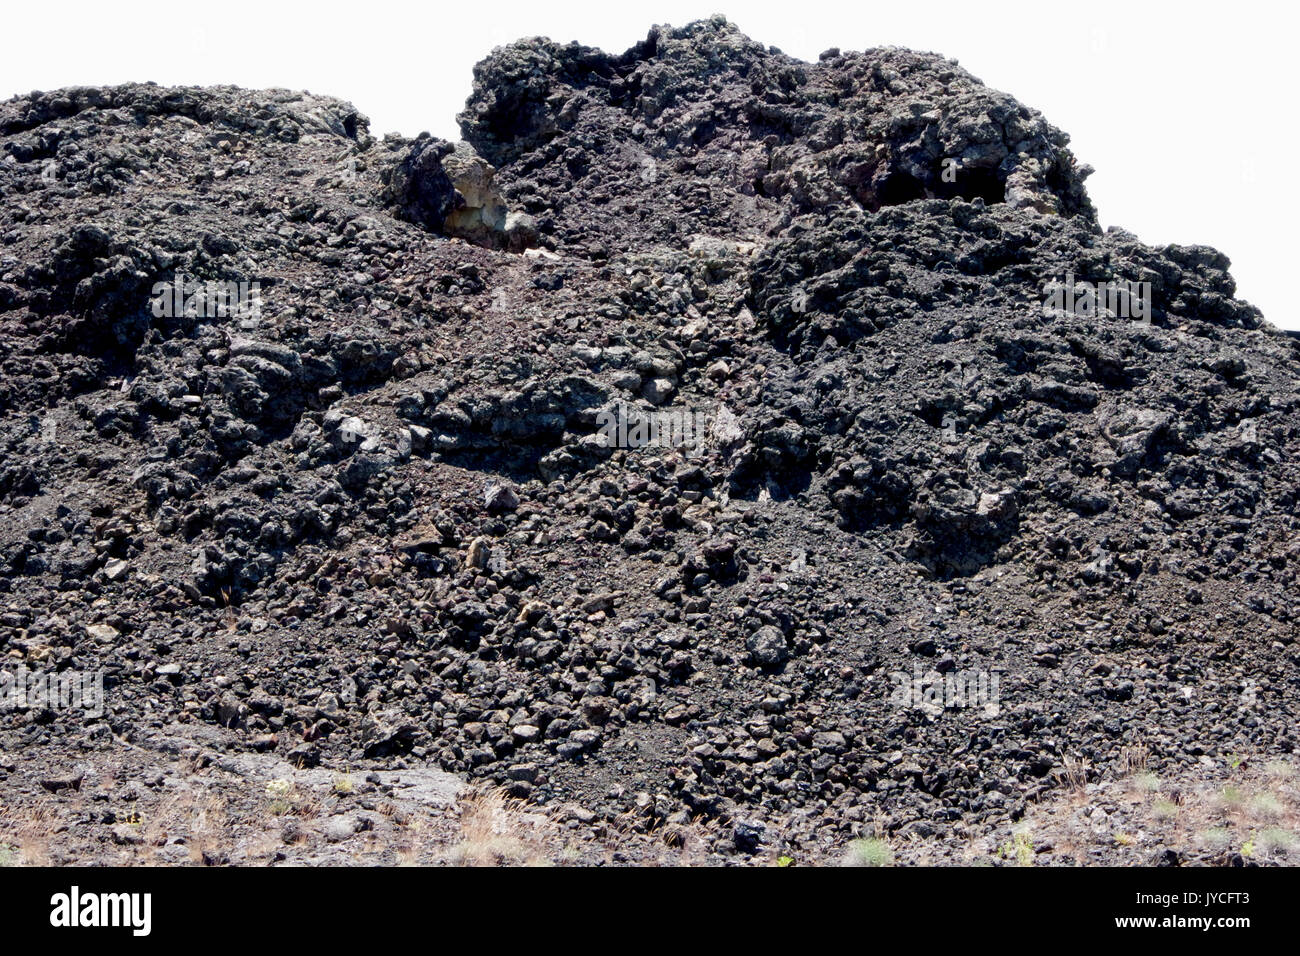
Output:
(1, 16), (1297, 865)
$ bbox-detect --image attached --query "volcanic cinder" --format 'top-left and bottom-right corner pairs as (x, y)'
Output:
(0, 16), (1296, 866)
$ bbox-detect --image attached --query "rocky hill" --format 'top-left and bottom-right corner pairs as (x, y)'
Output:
(1, 16), (1297, 865)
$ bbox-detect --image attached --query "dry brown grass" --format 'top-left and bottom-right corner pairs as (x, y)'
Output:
(1053, 754), (1092, 792)
(443, 789), (547, 866)
(185, 792), (230, 863)
(1015, 752), (1300, 865)
(0, 802), (55, 865)
(263, 777), (322, 820)
(1119, 744), (1150, 776)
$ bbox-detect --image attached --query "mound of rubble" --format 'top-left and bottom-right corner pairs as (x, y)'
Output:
(1, 16), (1296, 864)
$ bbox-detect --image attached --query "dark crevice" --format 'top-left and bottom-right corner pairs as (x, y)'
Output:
(932, 165), (1006, 204)
(867, 165), (1007, 210)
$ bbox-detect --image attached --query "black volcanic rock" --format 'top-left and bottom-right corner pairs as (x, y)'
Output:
(1, 16), (1297, 864)
(384, 136), (460, 231)
(457, 15), (1094, 260)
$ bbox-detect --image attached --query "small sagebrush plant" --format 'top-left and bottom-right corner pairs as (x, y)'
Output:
(1135, 772), (1162, 794)
(1264, 760), (1294, 780)
(1152, 798), (1179, 821)
(0, 844), (15, 867)
(998, 831), (1035, 866)
(1220, 785), (1246, 808)
(1249, 793), (1283, 819)
(842, 837), (893, 867)
(1198, 827), (1233, 849)
(1257, 828), (1296, 853)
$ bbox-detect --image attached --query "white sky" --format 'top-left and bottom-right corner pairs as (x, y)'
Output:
(4, 1), (1295, 329)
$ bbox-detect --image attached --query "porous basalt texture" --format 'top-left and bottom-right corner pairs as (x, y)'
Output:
(1, 17), (1296, 866)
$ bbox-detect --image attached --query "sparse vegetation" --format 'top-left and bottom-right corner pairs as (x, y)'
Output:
(841, 838), (893, 867)
(1054, 755), (1091, 792)
(1134, 772), (1162, 794)
(1265, 760), (1294, 780)
(1256, 828), (1296, 854)
(1152, 799), (1178, 822)
(1198, 828), (1233, 849)
(1119, 745), (1151, 776)
(997, 831), (1035, 866)
(444, 790), (543, 867)
(1249, 793), (1283, 820)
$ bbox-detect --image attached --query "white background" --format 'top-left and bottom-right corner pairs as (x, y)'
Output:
(3, 1), (1294, 329)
